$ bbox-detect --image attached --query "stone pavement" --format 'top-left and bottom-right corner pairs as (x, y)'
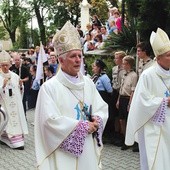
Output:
(0, 109), (140, 170)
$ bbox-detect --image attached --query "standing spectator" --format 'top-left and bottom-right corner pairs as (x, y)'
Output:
(78, 29), (85, 47)
(48, 46), (54, 54)
(10, 52), (30, 116)
(44, 65), (54, 81)
(91, 59), (112, 102)
(91, 23), (101, 40)
(126, 28), (170, 170)
(49, 51), (58, 74)
(137, 42), (154, 77)
(47, 35), (54, 48)
(113, 11), (122, 32)
(27, 47), (36, 65)
(76, 24), (84, 44)
(116, 55), (138, 150)
(0, 50), (28, 150)
(101, 26), (108, 41)
(47, 46), (55, 64)
(35, 46), (40, 64)
(108, 7), (119, 23)
(92, 15), (102, 28)
(24, 58), (33, 70)
(83, 33), (93, 54)
(91, 59), (113, 143)
(108, 20), (118, 35)
(132, 42), (154, 152)
(94, 34), (104, 49)
(112, 51), (126, 146)
(28, 65), (40, 109)
(87, 41), (95, 52)
(34, 21), (108, 170)
(107, 7), (119, 32)
(85, 23), (92, 35)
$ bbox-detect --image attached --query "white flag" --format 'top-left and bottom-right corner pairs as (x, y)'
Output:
(80, 54), (85, 75)
(36, 43), (47, 80)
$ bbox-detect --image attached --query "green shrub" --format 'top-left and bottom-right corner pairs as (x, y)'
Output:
(103, 20), (137, 54)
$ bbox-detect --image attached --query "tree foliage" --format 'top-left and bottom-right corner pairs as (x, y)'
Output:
(104, 20), (137, 54)
(0, 0), (29, 45)
(0, 25), (7, 39)
(126, 0), (170, 41)
(104, 0), (170, 53)
(89, 0), (109, 24)
(18, 18), (28, 49)
(107, 0), (118, 7)
(27, 0), (56, 45)
(0, 0), (117, 48)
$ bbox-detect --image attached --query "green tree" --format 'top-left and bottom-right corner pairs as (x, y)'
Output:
(32, 28), (40, 47)
(107, 0), (118, 7)
(126, 0), (170, 41)
(0, 25), (7, 39)
(0, 0), (28, 45)
(18, 19), (27, 48)
(48, 0), (109, 34)
(90, 0), (109, 24)
(27, 0), (57, 45)
(49, 4), (70, 32)
(29, 0), (109, 45)
(17, 10), (32, 49)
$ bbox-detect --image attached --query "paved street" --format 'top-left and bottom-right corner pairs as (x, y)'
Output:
(0, 109), (140, 170)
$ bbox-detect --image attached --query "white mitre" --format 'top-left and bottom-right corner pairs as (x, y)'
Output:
(150, 28), (170, 57)
(52, 21), (82, 57)
(0, 50), (11, 64)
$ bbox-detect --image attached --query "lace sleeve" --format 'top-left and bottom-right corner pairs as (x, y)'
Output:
(93, 116), (104, 147)
(151, 98), (168, 126)
(59, 121), (89, 157)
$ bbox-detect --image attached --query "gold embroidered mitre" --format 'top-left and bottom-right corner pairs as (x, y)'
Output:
(150, 28), (170, 57)
(0, 50), (11, 64)
(52, 21), (82, 56)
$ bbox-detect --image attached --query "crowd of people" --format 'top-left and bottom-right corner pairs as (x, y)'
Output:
(0, 40), (59, 150)
(78, 7), (123, 54)
(1, 5), (170, 170)
(90, 42), (154, 153)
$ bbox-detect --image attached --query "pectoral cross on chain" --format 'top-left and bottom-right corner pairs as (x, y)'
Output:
(165, 90), (170, 97)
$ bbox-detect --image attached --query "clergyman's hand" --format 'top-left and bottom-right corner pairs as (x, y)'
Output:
(88, 118), (98, 134)
(3, 78), (9, 88)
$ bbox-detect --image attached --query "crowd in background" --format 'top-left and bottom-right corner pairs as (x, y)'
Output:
(76, 7), (123, 54)
(90, 41), (154, 153)
(1, 39), (153, 154)
(4, 44), (58, 117)
(0, 6), (153, 153)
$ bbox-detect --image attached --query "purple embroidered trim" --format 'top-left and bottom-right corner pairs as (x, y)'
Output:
(93, 116), (103, 147)
(151, 98), (168, 126)
(59, 121), (89, 157)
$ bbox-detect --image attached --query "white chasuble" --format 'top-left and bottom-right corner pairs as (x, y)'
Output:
(0, 71), (28, 137)
(125, 63), (170, 170)
(34, 69), (108, 170)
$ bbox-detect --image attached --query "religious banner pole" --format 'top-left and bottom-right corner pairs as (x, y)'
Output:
(136, 19), (140, 73)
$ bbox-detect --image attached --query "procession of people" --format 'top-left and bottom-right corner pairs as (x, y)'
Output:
(1, 4), (170, 170)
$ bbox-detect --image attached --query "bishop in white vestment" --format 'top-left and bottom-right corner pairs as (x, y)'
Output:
(34, 21), (108, 170)
(0, 51), (28, 149)
(125, 28), (170, 170)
